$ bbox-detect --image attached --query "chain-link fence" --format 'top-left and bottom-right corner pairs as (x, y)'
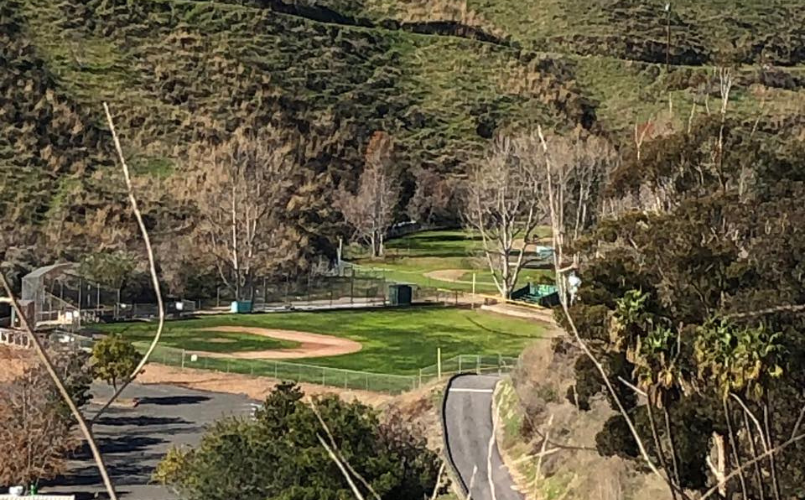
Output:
(145, 344), (420, 394)
(198, 272), (389, 311)
(138, 344), (519, 395)
(417, 354), (520, 386)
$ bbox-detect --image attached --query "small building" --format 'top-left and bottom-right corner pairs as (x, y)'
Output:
(388, 284), (413, 306)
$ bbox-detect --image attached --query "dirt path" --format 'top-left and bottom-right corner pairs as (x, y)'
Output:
(189, 326), (362, 360)
(424, 269), (476, 284)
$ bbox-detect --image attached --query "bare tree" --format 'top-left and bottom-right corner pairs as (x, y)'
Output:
(336, 131), (399, 258)
(463, 135), (546, 299)
(526, 129), (616, 300)
(464, 130), (613, 299)
(0, 363), (78, 489)
(182, 126), (296, 300)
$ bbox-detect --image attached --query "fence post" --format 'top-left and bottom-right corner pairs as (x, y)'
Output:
(498, 353), (502, 376)
(350, 268), (355, 305)
(472, 273), (476, 309)
(476, 355), (481, 375)
(181, 350), (185, 370)
(437, 347), (442, 381)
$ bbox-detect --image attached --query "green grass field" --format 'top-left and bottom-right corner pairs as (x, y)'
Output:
(103, 324), (297, 353)
(102, 306), (543, 375)
(352, 230), (554, 294)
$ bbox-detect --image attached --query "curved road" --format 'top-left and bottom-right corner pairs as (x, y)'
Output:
(443, 374), (523, 500)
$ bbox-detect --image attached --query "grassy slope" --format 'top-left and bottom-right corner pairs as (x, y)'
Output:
(7, 0), (805, 253)
(353, 229), (553, 293)
(103, 307), (543, 374)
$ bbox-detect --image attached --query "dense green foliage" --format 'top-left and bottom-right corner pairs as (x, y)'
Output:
(91, 333), (141, 390)
(564, 115), (805, 497)
(154, 382), (443, 500)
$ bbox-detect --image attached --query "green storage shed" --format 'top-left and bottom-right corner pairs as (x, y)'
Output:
(388, 284), (413, 306)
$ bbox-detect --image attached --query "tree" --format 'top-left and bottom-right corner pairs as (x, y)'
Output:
(78, 251), (136, 303)
(407, 167), (461, 225)
(564, 115), (805, 498)
(154, 382), (443, 500)
(463, 135), (547, 298)
(91, 334), (141, 391)
(0, 350), (92, 490)
(336, 131), (399, 258)
(182, 126), (296, 300)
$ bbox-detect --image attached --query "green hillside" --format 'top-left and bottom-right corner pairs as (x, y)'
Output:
(2, 0), (805, 278)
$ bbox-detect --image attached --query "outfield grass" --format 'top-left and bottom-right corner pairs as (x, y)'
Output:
(352, 230), (553, 293)
(102, 324), (297, 353)
(102, 306), (543, 375)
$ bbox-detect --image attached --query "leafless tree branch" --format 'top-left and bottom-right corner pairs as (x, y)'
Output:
(537, 124), (689, 500)
(90, 103), (166, 424)
(0, 275), (118, 500)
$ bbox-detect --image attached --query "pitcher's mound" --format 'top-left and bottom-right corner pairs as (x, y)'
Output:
(190, 326), (362, 360)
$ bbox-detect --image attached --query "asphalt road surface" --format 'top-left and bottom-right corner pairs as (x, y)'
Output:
(41, 383), (256, 500)
(443, 375), (524, 500)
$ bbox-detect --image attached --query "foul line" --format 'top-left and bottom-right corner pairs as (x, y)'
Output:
(449, 388), (494, 393)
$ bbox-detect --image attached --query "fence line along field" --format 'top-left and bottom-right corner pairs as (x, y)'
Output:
(98, 306), (544, 377)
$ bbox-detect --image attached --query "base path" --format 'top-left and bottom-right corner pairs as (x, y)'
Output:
(191, 326), (362, 360)
(443, 374), (524, 500)
(424, 269), (475, 284)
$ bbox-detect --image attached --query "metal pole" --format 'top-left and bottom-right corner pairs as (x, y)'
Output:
(459, 356), (462, 373)
(419, 369), (423, 388)
(476, 355), (481, 375)
(437, 348), (442, 381)
(181, 350), (185, 370)
(472, 273), (476, 309)
(350, 267), (355, 305)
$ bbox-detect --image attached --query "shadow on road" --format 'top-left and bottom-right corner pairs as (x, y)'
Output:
(137, 395), (210, 406)
(94, 415), (189, 427)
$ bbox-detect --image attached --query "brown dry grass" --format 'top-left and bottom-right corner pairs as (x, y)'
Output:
(497, 340), (673, 500)
(138, 363), (393, 407)
(0, 345), (35, 383)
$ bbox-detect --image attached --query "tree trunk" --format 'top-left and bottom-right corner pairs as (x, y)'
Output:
(723, 397), (748, 499)
(713, 432), (727, 498)
(663, 405), (681, 488)
(647, 404), (676, 500)
(743, 411), (766, 500)
(764, 400), (781, 500)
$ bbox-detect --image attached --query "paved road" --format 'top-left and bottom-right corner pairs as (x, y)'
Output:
(443, 375), (523, 500)
(41, 383), (256, 500)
